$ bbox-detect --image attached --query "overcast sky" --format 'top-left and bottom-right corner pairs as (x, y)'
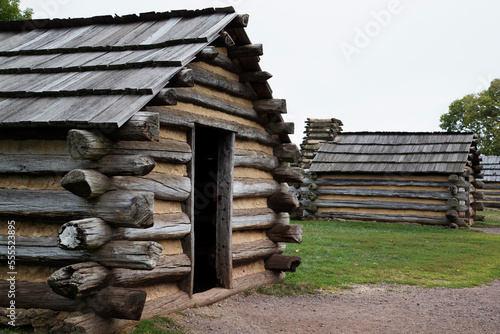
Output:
(19, 0), (500, 144)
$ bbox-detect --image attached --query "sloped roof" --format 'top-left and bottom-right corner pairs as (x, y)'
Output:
(0, 7), (237, 128)
(481, 156), (500, 182)
(309, 132), (474, 174)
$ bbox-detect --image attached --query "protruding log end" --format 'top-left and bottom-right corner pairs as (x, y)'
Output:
(67, 129), (113, 160)
(58, 218), (112, 250)
(265, 254), (302, 272)
(61, 169), (113, 199)
(267, 223), (303, 244)
(268, 192), (299, 213)
(90, 287), (147, 320)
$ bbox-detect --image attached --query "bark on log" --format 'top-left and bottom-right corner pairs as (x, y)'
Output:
(47, 262), (112, 299)
(265, 254), (301, 272)
(188, 65), (257, 100)
(0, 189), (154, 227)
(268, 191), (300, 213)
(234, 149), (280, 171)
(67, 129), (113, 160)
(61, 169), (113, 199)
(232, 239), (284, 265)
(89, 286), (146, 320)
(274, 143), (301, 163)
(272, 167), (304, 183)
(59, 218), (112, 250)
(108, 112), (160, 142)
(228, 44), (263, 58)
(168, 68), (195, 87)
(266, 223), (303, 244)
(112, 254), (191, 287)
(233, 178), (281, 198)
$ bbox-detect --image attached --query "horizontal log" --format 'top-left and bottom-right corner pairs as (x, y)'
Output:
(0, 281), (85, 311)
(149, 107), (279, 146)
(195, 46), (219, 61)
(168, 68), (195, 87)
(268, 191), (300, 213)
(253, 99), (287, 115)
(59, 218), (112, 250)
(114, 213), (191, 241)
(315, 211), (451, 226)
(61, 169), (113, 199)
(471, 201), (485, 210)
(446, 210), (459, 222)
(266, 122), (294, 136)
(232, 208), (287, 231)
(148, 88), (178, 105)
(233, 178), (280, 198)
(272, 167), (304, 183)
(163, 88), (261, 122)
(215, 30), (235, 47)
(0, 237), (162, 269)
(111, 138), (192, 164)
(227, 14), (250, 28)
(89, 286), (146, 320)
(0, 154), (155, 176)
(108, 112), (160, 142)
(228, 44), (263, 58)
(315, 188), (467, 201)
(266, 223), (303, 243)
(239, 71), (272, 82)
(314, 199), (456, 212)
(232, 239), (284, 265)
(67, 129), (112, 160)
(234, 149), (279, 172)
(307, 178), (452, 188)
(188, 64), (257, 100)
(202, 52), (243, 74)
(274, 143), (301, 163)
(47, 262), (112, 299)
(265, 254), (301, 272)
(0, 189), (154, 227)
(112, 174), (191, 201)
(112, 254), (191, 287)
(54, 313), (117, 334)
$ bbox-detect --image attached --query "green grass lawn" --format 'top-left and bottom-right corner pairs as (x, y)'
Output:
(262, 219), (500, 295)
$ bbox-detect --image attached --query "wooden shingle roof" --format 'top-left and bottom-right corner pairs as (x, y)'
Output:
(309, 132), (475, 174)
(0, 7), (237, 128)
(481, 156), (500, 182)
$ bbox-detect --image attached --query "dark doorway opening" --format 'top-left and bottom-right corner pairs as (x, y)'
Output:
(193, 127), (221, 293)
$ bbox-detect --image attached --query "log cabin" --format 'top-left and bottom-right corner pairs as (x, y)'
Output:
(478, 155), (499, 210)
(0, 7), (303, 332)
(303, 132), (484, 227)
(299, 118), (343, 169)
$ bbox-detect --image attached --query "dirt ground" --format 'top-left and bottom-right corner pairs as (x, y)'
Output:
(171, 228), (500, 334)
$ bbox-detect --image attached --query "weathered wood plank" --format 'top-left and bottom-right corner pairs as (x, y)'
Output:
(233, 178), (280, 198)
(0, 189), (154, 227)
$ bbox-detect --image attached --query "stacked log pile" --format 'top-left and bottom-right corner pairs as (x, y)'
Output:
(299, 118), (343, 169)
(477, 156), (500, 210)
(303, 132), (483, 227)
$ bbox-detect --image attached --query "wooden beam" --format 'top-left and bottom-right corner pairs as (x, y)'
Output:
(234, 149), (279, 172)
(168, 68), (194, 87)
(253, 99), (287, 115)
(111, 174), (191, 201)
(149, 88), (178, 106)
(67, 129), (113, 160)
(272, 167), (304, 183)
(47, 262), (111, 299)
(227, 14), (250, 28)
(0, 189), (154, 228)
(195, 46), (219, 61)
(228, 44), (263, 58)
(274, 143), (301, 163)
(0, 154), (156, 176)
(233, 178), (281, 198)
(149, 106), (279, 146)
(114, 213), (191, 241)
(89, 287), (146, 320)
(267, 191), (300, 213)
(216, 30), (235, 47)
(202, 52), (243, 74)
(188, 64), (257, 100)
(95, 240), (163, 270)
(232, 208), (286, 231)
(112, 254), (191, 287)
(55, 313), (117, 334)
(239, 71), (272, 82)
(266, 122), (294, 136)
(315, 211), (451, 226)
(315, 199), (455, 212)
(316, 188), (467, 201)
(266, 223), (303, 244)
(265, 254), (301, 272)
(108, 112), (160, 142)
(232, 239), (284, 265)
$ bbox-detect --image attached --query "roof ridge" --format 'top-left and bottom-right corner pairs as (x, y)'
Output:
(0, 6), (235, 32)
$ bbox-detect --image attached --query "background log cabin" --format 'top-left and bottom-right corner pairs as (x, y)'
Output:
(0, 7), (302, 332)
(303, 132), (484, 227)
(479, 156), (500, 209)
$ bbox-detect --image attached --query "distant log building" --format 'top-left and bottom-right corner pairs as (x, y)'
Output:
(299, 118), (343, 169)
(0, 7), (302, 333)
(303, 132), (483, 227)
(479, 156), (500, 209)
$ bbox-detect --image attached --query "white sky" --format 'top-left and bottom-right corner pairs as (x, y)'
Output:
(19, 0), (500, 144)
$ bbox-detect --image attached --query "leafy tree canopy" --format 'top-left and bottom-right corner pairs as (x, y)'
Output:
(0, 0), (33, 21)
(440, 79), (500, 155)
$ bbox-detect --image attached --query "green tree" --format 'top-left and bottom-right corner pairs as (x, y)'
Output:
(440, 79), (500, 155)
(0, 0), (33, 21)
